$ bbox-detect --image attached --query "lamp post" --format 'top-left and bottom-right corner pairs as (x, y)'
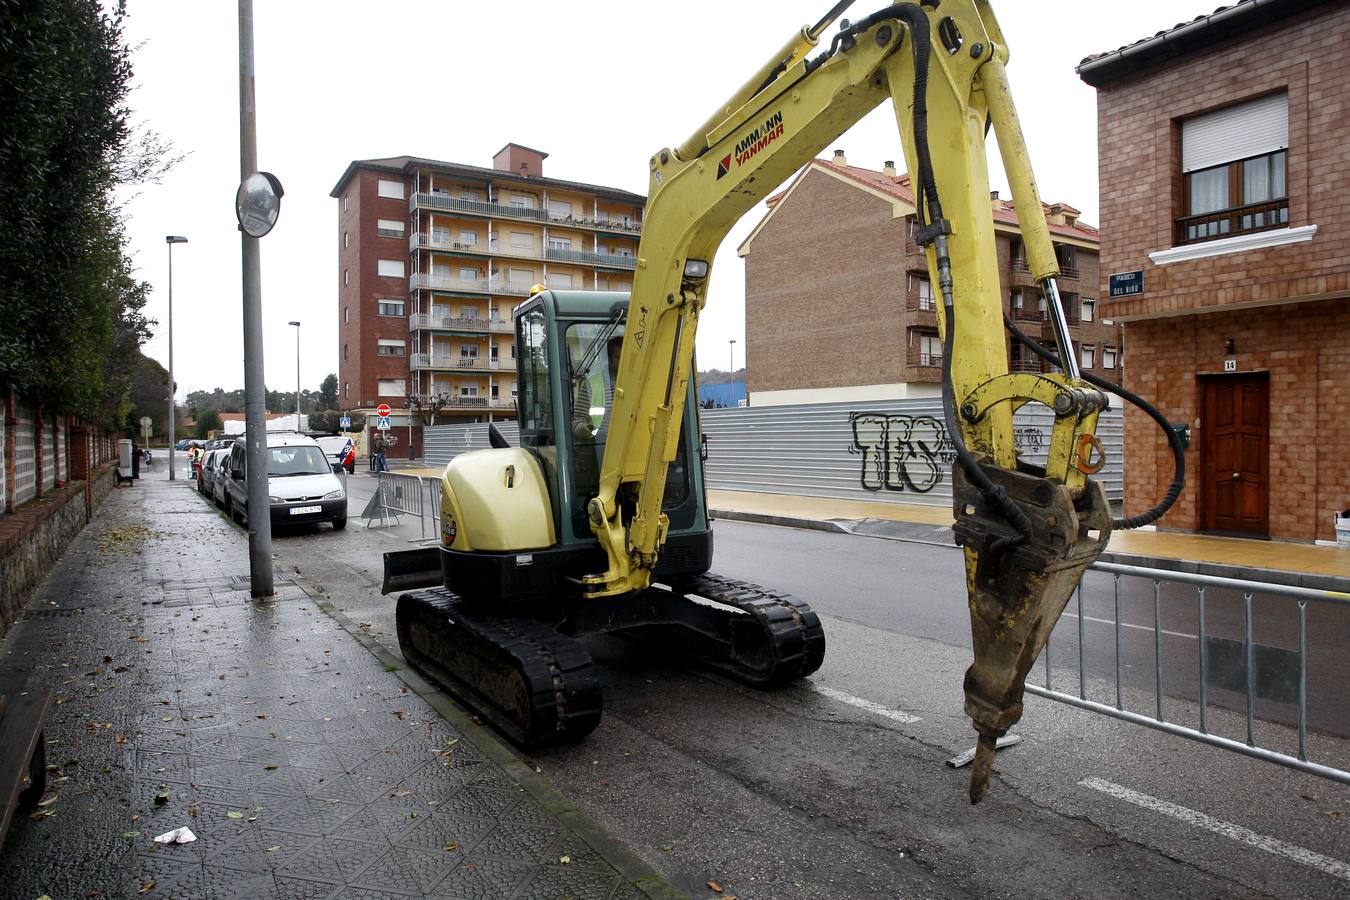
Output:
(288, 320), (301, 429)
(729, 339), (736, 376)
(165, 235), (188, 480)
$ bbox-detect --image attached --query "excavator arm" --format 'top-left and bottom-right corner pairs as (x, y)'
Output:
(588, 1), (1116, 801)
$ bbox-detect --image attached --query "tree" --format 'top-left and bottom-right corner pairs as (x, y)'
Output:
(0, 0), (176, 424)
(318, 374), (338, 410)
(194, 409), (222, 439)
(125, 353), (170, 436)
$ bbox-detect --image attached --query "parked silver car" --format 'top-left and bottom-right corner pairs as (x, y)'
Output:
(199, 448), (230, 498)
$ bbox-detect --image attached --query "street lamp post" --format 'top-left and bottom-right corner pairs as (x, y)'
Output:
(288, 320), (301, 429)
(165, 235), (188, 480)
(729, 339), (736, 376)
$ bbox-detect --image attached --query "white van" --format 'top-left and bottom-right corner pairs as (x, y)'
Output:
(224, 432), (347, 530)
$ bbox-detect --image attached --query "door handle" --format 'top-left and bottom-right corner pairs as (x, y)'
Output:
(1232, 472), (1241, 480)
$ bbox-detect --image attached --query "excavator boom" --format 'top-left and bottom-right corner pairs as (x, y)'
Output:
(584, 1), (1115, 801)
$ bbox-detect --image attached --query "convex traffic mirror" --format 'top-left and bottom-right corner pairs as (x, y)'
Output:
(235, 171), (285, 237)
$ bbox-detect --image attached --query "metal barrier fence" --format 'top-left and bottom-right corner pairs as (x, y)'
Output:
(369, 472), (428, 538)
(1030, 562), (1350, 785)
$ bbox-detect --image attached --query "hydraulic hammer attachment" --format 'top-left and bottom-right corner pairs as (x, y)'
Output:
(952, 460), (1112, 803)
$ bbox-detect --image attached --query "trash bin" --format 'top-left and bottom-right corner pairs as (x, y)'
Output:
(1336, 509), (1350, 546)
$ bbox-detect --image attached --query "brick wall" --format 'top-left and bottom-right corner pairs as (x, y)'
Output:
(1094, 2), (1350, 321)
(746, 169), (910, 394)
(1123, 299), (1348, 541)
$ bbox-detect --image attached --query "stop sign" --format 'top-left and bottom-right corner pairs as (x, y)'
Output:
(376, 404), (392, 417)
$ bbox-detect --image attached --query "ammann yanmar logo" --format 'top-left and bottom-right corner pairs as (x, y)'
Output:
(717, 110), (784, 179)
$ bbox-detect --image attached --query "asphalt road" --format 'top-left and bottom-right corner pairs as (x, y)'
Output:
(198, 466), (1349, 898)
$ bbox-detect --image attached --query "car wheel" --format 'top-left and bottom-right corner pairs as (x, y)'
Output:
(332, 515), (348, 530)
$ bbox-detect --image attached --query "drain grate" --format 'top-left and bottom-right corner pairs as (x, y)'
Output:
(228, 574), (292, 587)
(23, 607), (83, 619)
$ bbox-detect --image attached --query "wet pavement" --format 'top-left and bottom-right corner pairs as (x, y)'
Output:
(0, 466), (672, 898)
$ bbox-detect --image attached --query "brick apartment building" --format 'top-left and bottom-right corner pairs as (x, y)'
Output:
(738, 153), (1120, 406)
(1078, 0), (1349, 542)
(329, 144), (645, 447)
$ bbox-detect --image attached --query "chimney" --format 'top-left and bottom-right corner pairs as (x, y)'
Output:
(882, 160), (897, 177)
(832, 148), (847, 166)
(492, 143), (548, 178)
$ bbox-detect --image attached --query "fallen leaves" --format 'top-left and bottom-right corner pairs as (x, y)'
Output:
(707, 882), (724, 894)
(442, 842), (460, 852)
(138, 881), (156, 894)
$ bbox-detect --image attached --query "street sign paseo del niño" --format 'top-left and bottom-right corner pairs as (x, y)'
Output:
(1108, 270), (1144, 298)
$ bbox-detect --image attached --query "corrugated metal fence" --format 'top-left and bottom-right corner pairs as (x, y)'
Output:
(424, 398), (1123, 507)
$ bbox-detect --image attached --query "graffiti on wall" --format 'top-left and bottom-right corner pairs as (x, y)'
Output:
(848, 412), (1047, 494)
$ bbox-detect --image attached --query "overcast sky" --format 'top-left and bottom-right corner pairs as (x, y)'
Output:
(119, 0), (1194, 399)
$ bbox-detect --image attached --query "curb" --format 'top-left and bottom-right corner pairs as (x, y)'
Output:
(714, 508), (1350, 593)
(303, 585), (687, 900)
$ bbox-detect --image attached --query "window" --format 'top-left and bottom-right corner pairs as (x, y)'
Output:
(344, 381), (349, 398)
(378, 379), (406, 397)
(343, 231), (349, 248)
(343, 194), (349, 211)
(1179, 92), (1288, 244)
(459, 230), (478, 245)
(460, 344), (479, 359)
(1010, 289), (1025, 318)
(1080, 344), (1095, 369)
(460, 190), (482, 202)
(548, 237), (572, 251)
(915, 276), (933, 310)
(1103, 346), (1117, 370)
(377, 259), (405, 278)
(377, 218), (404, 236)
(460, 385), (479, 397)
(1062, 292), (1080, 324)
(510, 231), (535, 249)
(910, 330), (942, 367)
(377, 179), (404, 200)
(343, 307), (349, 324)
(343, 344), (348, 362)
(459, 267), (480, 281)
(490, 344), (499, 360)
(1082, 297), (1095, 322)
(548, 200), (572, 217)
(491, 385), (500, 398)
(550, 273), (573, 288)
(460, 306), (481, 319)
(612, 247), (634, 258)
(343, 268), (349, 286)
(378, 299), (404, 317)
(508, 267), (534, 285)
(508, 194), (534, 209)
(377, 339), (406, 357)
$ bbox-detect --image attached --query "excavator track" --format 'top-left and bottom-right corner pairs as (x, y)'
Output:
(666, 573), (826, 687)
(395, 589), (602, 749)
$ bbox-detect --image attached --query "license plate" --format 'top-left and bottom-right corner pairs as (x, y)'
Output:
(290, 505), (322, 515)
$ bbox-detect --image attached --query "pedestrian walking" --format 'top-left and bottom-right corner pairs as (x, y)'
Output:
(374, 433), (389, 473)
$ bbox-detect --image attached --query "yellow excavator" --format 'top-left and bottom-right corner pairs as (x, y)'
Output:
(384, 0), (1184, 803)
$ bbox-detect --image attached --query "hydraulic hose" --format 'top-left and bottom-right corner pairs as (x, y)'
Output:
(1004, 314), (1185, 529)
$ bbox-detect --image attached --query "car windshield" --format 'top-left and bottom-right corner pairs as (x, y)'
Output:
(268, 445), (331, 476)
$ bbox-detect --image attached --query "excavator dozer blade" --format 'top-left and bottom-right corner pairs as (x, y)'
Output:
(382, 547), (444, 595)
(952, 462), (1112, 803)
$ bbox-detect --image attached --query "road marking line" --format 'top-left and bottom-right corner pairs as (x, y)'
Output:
(814, 685), (920, 724)
(1060, 611), (1197, 640)
(1080, 777), (1350, 882)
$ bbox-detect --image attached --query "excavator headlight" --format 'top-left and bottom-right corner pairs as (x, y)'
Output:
(683, 259), (709, 279)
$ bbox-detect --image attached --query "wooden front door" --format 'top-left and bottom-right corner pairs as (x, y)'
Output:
(1201, 373), (1269, 536)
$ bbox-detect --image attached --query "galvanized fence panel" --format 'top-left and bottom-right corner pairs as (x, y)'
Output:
(1031, 562), (1349, 785)
(698, 398), (1123, 507)
(40, 412), (56, 492)
(12, 400), (36, 507)
(425, 422), (520, 467)
(372, 472), (431, 539)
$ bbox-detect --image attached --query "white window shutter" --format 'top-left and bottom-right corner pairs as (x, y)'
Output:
(1182, 93), (1287, 173)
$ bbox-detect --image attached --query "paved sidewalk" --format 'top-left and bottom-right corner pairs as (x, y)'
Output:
(0, 467), (674, 898)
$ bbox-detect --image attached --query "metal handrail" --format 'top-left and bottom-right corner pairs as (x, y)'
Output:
(1175, 199), (1289, 245)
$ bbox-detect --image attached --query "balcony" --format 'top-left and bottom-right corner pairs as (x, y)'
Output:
(1009, 357), (1042, 373)
(409, 313), (512, 334)
(907, 350), (943, 368)
(409, 354), (509, 372)
(1011, 305), (1046, 322)
(411, 192), (643, 234)
(906, 294), (937, 313)
(546, 246), (637, 270)
(411, 233), (489, 255)
(1057, 263), (1080, 280)
(410, 272), (488, 293)
(486, 279), (535, 296)
(1175, 199), (1289, 246)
